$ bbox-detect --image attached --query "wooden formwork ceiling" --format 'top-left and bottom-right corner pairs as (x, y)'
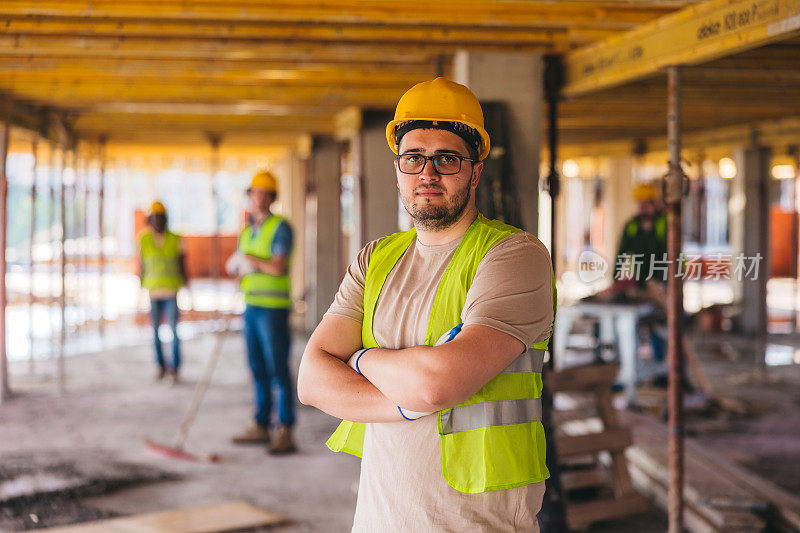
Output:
(559, 35), (800, 148)
(0, 0), (696, 146)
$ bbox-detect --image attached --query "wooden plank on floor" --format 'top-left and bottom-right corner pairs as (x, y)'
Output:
(547, 363), (619, 393)
(621, 411), (768, 531)
(561, 468), (608, 491)
(42, 501), (286, 533)
(566, 493), (652, 530)
(557, 428), (632, 457)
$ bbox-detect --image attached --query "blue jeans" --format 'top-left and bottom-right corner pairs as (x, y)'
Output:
(243, 305), (294, 428)
(150, 296), (181, 371)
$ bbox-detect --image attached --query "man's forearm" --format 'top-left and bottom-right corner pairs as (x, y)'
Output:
(297, 347), (402, 423)
(248, 255), (287, 276)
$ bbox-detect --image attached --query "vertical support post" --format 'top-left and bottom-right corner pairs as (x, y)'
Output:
(28, 138), (38, 373)
(80, 147), (89, 330)
(57, 140), (69, 396)
(48, 140), (57, 348)
(539, 54), (567, 533)
(0, 122), (10, 404)
(207, 133), (221, 286)
(97, 136), (106, 336)
(666, 66), (685, 533)
(789, 145), (799, 333)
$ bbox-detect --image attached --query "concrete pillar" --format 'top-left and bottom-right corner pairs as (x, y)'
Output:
(453, 51), (543, 233)
(271, 148), (307, 327)
(360, 110), (398, 244)
(605, 157), (636, 271)
(730, 145), (771, 336)
(305, 136), (341, 331)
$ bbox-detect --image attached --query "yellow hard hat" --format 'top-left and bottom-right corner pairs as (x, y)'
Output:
(149, 201), (166, 215)
(632, 183), (658, 202)
(248, 170), (278, 193)
(386, 77), (491, 161)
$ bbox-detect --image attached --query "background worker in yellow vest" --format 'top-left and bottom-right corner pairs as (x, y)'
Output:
(297, 78), (555, 531)
(227, 171), (296, 455)
(138, 201), (187, 383)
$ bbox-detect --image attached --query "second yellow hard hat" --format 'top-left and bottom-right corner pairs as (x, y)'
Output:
(248, 170), (278, 193)
(148, 201), (167, 215)
(632, 182), (658, 202)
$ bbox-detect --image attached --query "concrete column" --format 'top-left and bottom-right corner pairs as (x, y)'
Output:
(730, 145), (771, 336)
(305, 136), (341, 331)
(360, 110), (398, 244)
(605, 157), (636, 271)
(453, 51), (543, 233)
(271, 148), (307, 327)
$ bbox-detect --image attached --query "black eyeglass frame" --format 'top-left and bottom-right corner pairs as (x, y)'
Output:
(395, 153), (475, 175)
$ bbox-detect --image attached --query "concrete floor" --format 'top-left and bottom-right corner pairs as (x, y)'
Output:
(0, 329), (671, 532)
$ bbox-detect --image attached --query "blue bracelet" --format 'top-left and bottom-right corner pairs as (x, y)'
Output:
(353, 347), (375, 375)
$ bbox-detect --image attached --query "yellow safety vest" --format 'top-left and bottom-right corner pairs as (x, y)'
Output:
(139, 230), (183, 292)
(238, 215), (292, 309)
(326, 214), (555, 493)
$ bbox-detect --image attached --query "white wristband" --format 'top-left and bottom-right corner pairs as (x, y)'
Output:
(347, 348), (374, 375)
(398, 406), (434, 420)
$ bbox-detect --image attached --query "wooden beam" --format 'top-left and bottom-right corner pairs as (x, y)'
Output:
(564, 0), (800, 97)
(0, 34), (550, 60)
(4, 81), (405, 106)
(0, 70), (431, 88)
(0, 1), (681, 28)
(0, 57), (437, 78)
(0, 17), (579, 45)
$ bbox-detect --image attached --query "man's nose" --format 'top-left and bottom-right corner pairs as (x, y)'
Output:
(419, 159), (441, 181)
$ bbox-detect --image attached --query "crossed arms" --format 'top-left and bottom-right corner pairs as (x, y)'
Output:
(296, 314), (525, 423)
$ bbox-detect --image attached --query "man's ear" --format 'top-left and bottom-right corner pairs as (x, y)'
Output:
(471, 161), (483, 188)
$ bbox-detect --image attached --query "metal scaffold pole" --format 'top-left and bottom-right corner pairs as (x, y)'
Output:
(666, 65), (686, 533)
(48, 140), (57, 352)
(97, 136), (107, 336)
(0, 122), (10, 404)
(539, 54), (568, 533)
(28, 138), (39, 374)
(208, 133), (221, 282)
(57, 131), (69, 396)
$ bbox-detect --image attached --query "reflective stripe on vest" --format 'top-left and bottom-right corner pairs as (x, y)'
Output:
(326, 214), (556, 493)
(441, 397), (543, 435)
(139, 230), (182, 291)
(238, 215), (292, 309)
(501, 347), (545, 374)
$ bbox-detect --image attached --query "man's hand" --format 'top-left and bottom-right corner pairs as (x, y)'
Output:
(297, 315), (402, 423)
(246, 254), (288, 276)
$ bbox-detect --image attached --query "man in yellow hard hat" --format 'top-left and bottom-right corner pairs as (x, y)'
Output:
(613, 182), (668, 289)
(610, 182), (669, 365)
(138, 201), (187, 383)
(227, 170), (296, 454)
(298, 78), (555, 530)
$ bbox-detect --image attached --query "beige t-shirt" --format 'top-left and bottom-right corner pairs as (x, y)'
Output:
(326, 229), (554, 532)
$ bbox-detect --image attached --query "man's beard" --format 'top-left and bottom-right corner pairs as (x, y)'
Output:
(400, 181), (471, 231)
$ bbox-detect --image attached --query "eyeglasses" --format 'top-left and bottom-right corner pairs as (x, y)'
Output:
(396, 153), (474, 175)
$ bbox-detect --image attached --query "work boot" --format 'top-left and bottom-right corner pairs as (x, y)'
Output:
(268, 425), (296, 455)
(231, 422), (271, 445)
(154, 366), (167, 381)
